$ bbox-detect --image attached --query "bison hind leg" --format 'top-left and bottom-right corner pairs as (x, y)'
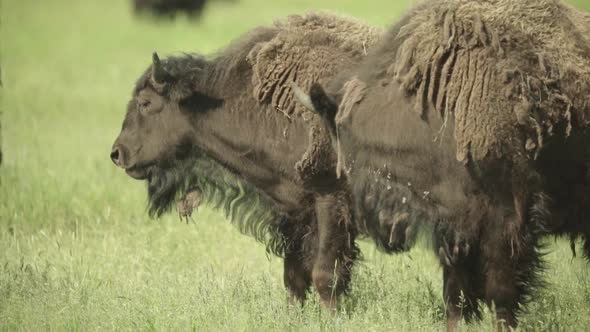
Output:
(442, 261), (484, 332)
(280, 223), (314, 307)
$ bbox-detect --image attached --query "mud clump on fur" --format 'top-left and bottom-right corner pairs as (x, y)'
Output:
(391, 0), (590, 162)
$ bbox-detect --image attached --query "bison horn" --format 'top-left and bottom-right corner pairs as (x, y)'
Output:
(290, 81), (315, 111)
(152, 52), (172, 85)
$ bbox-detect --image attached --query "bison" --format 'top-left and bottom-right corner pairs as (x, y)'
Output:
(296, 0), (590, 330)
(111, 13), (385, 309)
(133, 0), (208, 18)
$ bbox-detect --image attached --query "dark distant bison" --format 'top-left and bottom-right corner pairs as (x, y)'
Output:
(111, 14), (383, 309)
(133, 0), (208, 18)
(297, 0), (590, 330)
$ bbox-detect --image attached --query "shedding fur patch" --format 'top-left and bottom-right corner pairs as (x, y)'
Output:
(248, 13), (382, 118)
(391, 0), (590, 162)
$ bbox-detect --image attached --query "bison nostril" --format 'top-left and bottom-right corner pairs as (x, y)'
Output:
(110, 148), (121, 165)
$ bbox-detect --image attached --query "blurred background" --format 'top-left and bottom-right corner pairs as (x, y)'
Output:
(1, 0), (590, 330)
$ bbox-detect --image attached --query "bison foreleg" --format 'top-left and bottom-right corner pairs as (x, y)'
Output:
(312, 191), (358, 311)
(435, 221), (482, 331)
(481, 213), (543, 331)
(283, 249), (312, 307)
(441, 252), (483, 331)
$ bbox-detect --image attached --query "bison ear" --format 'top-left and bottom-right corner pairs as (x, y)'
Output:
(292, 81), (338, 137)
(152, 52), (173, 85)
(309, 83), (338, 128)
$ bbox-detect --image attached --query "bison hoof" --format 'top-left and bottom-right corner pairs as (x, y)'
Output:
(176, 188), (203, 223)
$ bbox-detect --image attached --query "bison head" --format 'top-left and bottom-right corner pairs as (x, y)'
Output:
(111, 52), (222, 216)
(111, 52), (219, 179)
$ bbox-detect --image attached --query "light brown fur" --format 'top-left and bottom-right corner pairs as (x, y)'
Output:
(250, 13), (382, 119)
(393, 0), (590, 162)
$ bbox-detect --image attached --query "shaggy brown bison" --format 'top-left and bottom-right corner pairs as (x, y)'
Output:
(111, 13), (383, 309)
(296, 0), (590, 329)
(133, 0), (208, 18)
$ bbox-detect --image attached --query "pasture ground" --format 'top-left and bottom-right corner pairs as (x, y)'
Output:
(2, 0), (590, 330)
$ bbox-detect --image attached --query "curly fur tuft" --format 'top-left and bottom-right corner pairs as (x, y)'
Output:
(390, 0), (590, 162)
(249, 13), (382, 118)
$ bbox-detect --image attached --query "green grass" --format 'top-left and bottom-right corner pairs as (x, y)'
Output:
(2, 0), (590, 330)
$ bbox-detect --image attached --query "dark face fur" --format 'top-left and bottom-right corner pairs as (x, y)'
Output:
(111, 53), (215, 180)
(111, 86), (195, 179)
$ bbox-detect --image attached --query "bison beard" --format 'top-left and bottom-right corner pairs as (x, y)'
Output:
(299, 0), (590, 330)
(146, 150), (293, 256)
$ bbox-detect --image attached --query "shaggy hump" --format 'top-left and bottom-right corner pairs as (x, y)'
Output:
(388, 0), (590, 162)
(249, 13), (383, 118)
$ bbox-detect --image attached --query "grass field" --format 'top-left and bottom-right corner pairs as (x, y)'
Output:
(2, 0), (590, 330)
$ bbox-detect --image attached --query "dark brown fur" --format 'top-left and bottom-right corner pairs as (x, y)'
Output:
(304, 1), (589, 330)
(111, 13), (383, 310)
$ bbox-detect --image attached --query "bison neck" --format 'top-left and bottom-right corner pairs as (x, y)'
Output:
(189, 105), (311, 211)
